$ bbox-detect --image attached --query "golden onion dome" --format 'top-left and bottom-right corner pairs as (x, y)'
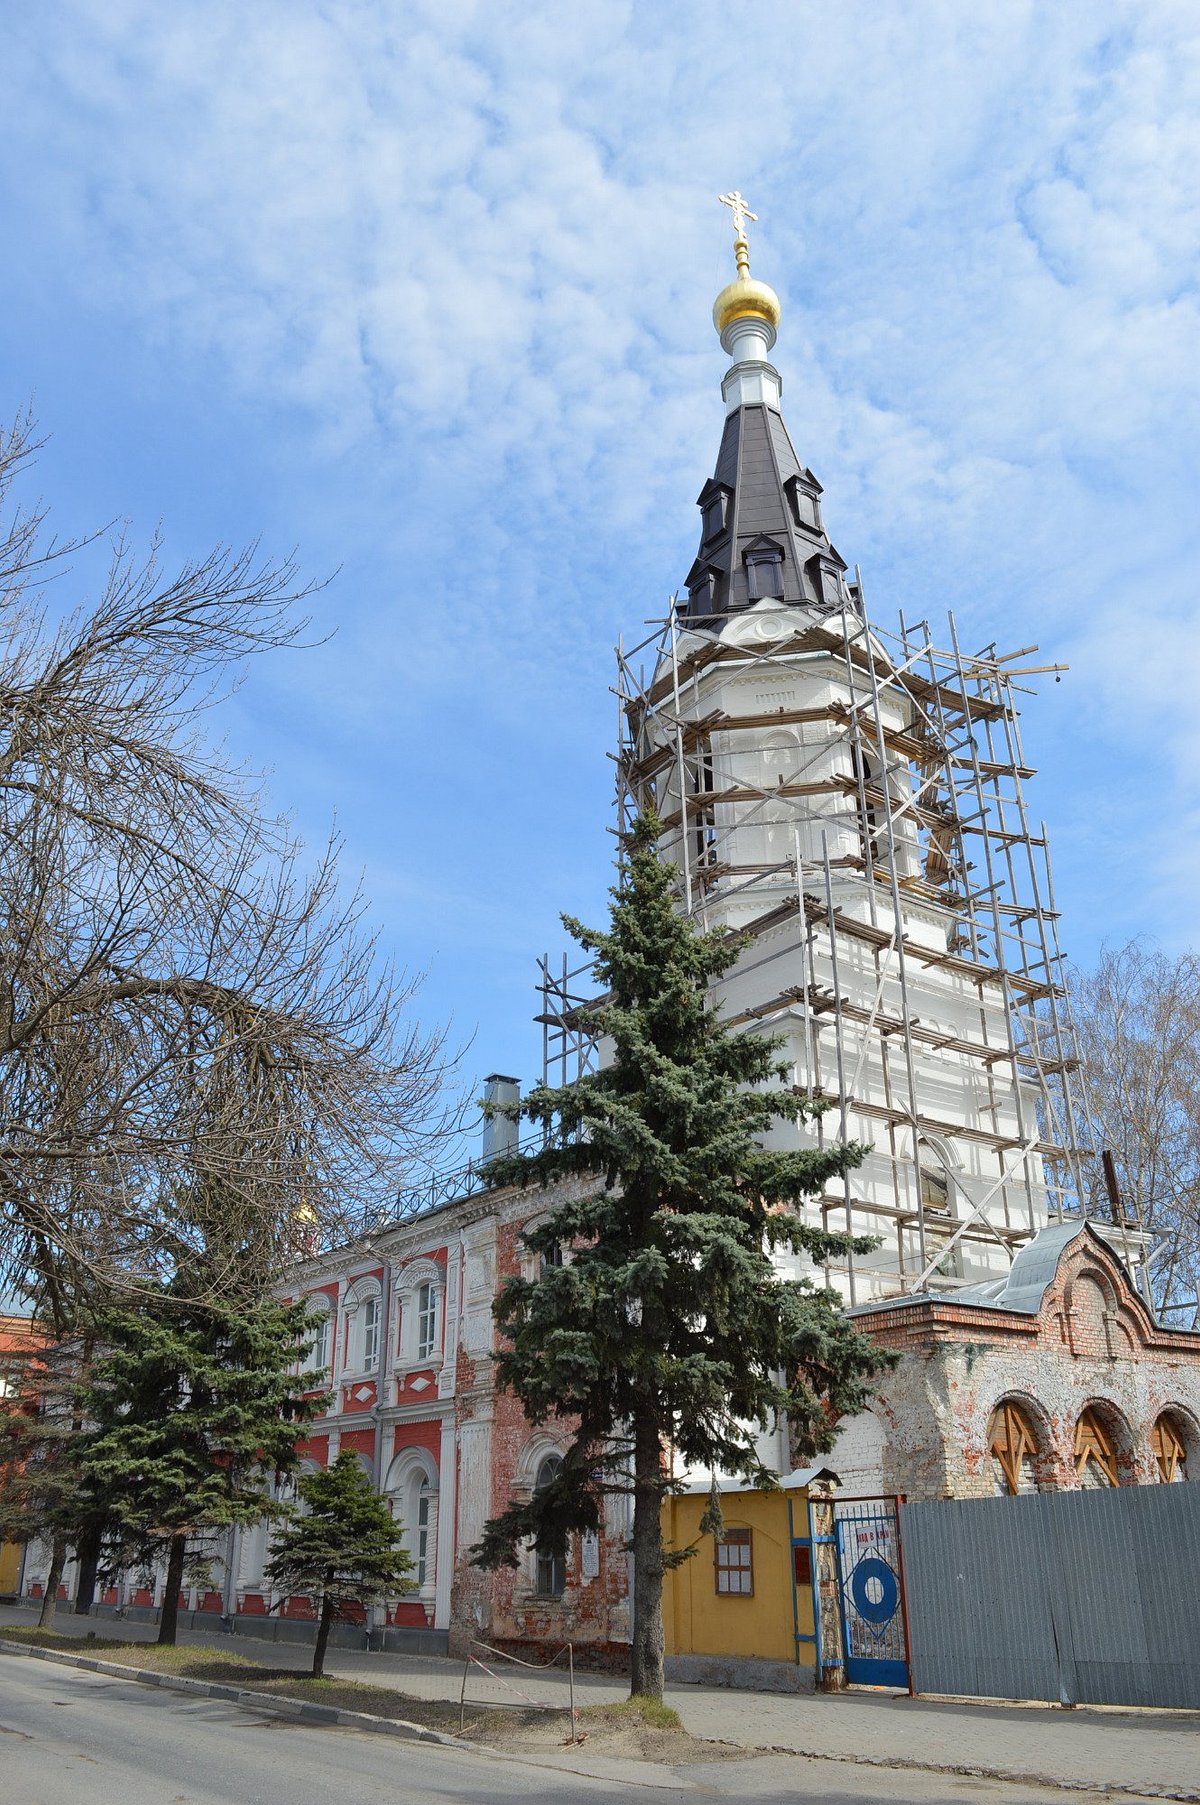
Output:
(713, 270), (782, 338)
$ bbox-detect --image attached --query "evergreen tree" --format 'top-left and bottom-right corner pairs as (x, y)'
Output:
(78, 1284), (323, 1645)
(473, 814), (892, 1699)
(264, 1452), (415, 1677)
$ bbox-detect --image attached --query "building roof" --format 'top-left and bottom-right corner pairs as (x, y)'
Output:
(675, 1464), (840, 1495)
(682, 396), (855, 627)
(852, 1219), (1136, 1322)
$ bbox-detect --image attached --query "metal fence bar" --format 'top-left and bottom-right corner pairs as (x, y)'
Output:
(457, 1638), (579, 1741)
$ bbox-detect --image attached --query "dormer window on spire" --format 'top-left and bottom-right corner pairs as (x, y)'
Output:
(806, 551), (846, 611)
(685, 559), (721, 618)
(744, 538), (785, 602)
(697, 479), (731, 546)
(784, 474), (822, 535)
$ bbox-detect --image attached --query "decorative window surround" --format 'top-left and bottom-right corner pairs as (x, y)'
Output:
(394, 1258), (445, 1369)
(343, 1276), (383, 1377)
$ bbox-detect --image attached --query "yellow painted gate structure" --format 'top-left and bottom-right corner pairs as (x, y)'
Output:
(661, 1480), (821, 1679)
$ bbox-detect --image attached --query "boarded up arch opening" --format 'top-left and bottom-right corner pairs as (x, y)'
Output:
(1075, 1403), (1132, 1488)
(988, 1399), (1042, 1495)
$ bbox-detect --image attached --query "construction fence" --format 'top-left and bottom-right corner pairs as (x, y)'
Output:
(899, 1483), (1200, 1710)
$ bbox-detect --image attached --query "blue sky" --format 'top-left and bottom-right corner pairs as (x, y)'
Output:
(1, 1), (1198, 1153)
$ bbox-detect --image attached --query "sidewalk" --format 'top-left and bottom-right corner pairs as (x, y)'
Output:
(3, 1603), (1196, 1800)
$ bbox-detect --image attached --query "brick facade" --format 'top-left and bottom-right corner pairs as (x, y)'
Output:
(830, 1223), (1200, 1500)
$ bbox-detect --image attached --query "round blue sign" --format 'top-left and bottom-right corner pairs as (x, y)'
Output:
(850, 1554), (899, 1625)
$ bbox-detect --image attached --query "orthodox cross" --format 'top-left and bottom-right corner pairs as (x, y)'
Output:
(718, 189), (758, 245)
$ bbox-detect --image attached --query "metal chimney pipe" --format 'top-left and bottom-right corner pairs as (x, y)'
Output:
(482, 1074), (520, 1162)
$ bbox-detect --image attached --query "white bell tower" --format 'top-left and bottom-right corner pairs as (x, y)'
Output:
(602, 200), (1137, 1308)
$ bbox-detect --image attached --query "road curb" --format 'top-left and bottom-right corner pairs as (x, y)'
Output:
(0, 1638), (462, 1746)
(3, 1637), (1197, 1801)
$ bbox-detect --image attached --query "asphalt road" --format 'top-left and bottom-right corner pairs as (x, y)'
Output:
(0, 1656), (1176, 1805)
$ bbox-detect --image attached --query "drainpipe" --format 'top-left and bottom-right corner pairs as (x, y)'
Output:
(368, 1254), (393, 1645)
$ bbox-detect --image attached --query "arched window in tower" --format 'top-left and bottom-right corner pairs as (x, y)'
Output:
(919, 1167), (951, 1216)
(690, 746), (717, 869)
(1075, 1406), (1120, 1488)
(1152, 1412), (1189, 1483)
(533, 1453), (566, 1598)
(988, 1400), (1039, 1495)
(851, 745), (883, 867)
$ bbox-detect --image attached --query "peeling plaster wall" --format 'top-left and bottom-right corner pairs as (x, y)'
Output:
(832, 1234), (1200, 1501)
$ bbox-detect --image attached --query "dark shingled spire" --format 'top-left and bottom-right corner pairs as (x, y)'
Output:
(681, 393), (852, 630)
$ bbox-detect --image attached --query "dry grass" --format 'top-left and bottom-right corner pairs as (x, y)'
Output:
(1, 1629), (755, 1766)
(0, 1629), (464, 1732)
(580, 1694), (683, 1730)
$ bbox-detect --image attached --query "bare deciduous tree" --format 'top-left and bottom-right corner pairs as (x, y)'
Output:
(0, 412), (450, 1314)
(1072, 941), (1200, 1325)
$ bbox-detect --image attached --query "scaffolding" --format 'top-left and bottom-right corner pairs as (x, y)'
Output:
(541, 589), (1149, 1306)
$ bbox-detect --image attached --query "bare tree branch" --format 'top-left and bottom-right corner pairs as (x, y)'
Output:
(1071, 941), (1200, 1325)
(0, 413), (453, 1307)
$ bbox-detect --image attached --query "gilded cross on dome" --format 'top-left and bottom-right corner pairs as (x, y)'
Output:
(718, 190), (758, 271)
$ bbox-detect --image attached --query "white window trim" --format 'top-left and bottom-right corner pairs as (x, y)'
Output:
(343, 1278), (384, 1378)
(513, 1434), (571, 1602)
(302, 1295), (333, 1379)
(394, 1259), (445, 1368)
(519, 1214), (574, 1284)
(384, 1448), (439, 1603)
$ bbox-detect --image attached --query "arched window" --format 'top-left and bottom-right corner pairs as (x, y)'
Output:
(988, 1400), (1039, 1495)
(302, 1297), (332, 1377)
(533, 1453), (566, 1599)
(413, 1474), (433, 1586)
(394, 1261), (444, 1368)
(415, 1283), (438, 1362)
(362, 1295), (380, 1371)
(920, 1168), (951, 1216)
(690, 744), (717, 869)
(385, 1450), (438, 1600)
(851, 745), (883, 866)
(1152, 1413), (1189, 1483)
(1075, 1406), (1119, 1488)
(344, 1280), (383, 1376)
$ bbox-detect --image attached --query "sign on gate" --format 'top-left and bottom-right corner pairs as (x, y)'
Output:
(834, 1498), (909, 1689)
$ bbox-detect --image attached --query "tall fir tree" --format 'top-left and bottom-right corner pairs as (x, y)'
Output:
(265, 1452), (415, 1677)
(473, 814), (892, 1699)
(78, 1282), (323, 1645)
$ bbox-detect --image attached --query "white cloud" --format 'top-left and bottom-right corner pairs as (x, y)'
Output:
(3, 0), (1200, 1027)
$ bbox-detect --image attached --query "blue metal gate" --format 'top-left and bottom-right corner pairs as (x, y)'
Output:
(834, 1498), (909, 1688)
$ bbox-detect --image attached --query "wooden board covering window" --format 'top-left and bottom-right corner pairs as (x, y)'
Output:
(989, 1400), (1038, 1495)
(714, 1527), (753, 1596)
(1152, 1414), (1187, 1483)
(1075, 1407), (1118, 1487)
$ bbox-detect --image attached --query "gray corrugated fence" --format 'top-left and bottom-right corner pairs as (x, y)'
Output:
(899, 1485), (1200, 1709)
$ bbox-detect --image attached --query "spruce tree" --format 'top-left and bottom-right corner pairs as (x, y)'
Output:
(78, 1285), (322, 1645)
(264, 1452), (415, 1677)
(473, 814), (892, 1699)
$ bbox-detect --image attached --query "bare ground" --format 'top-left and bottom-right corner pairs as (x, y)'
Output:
(0, 1628), (760, 1764)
